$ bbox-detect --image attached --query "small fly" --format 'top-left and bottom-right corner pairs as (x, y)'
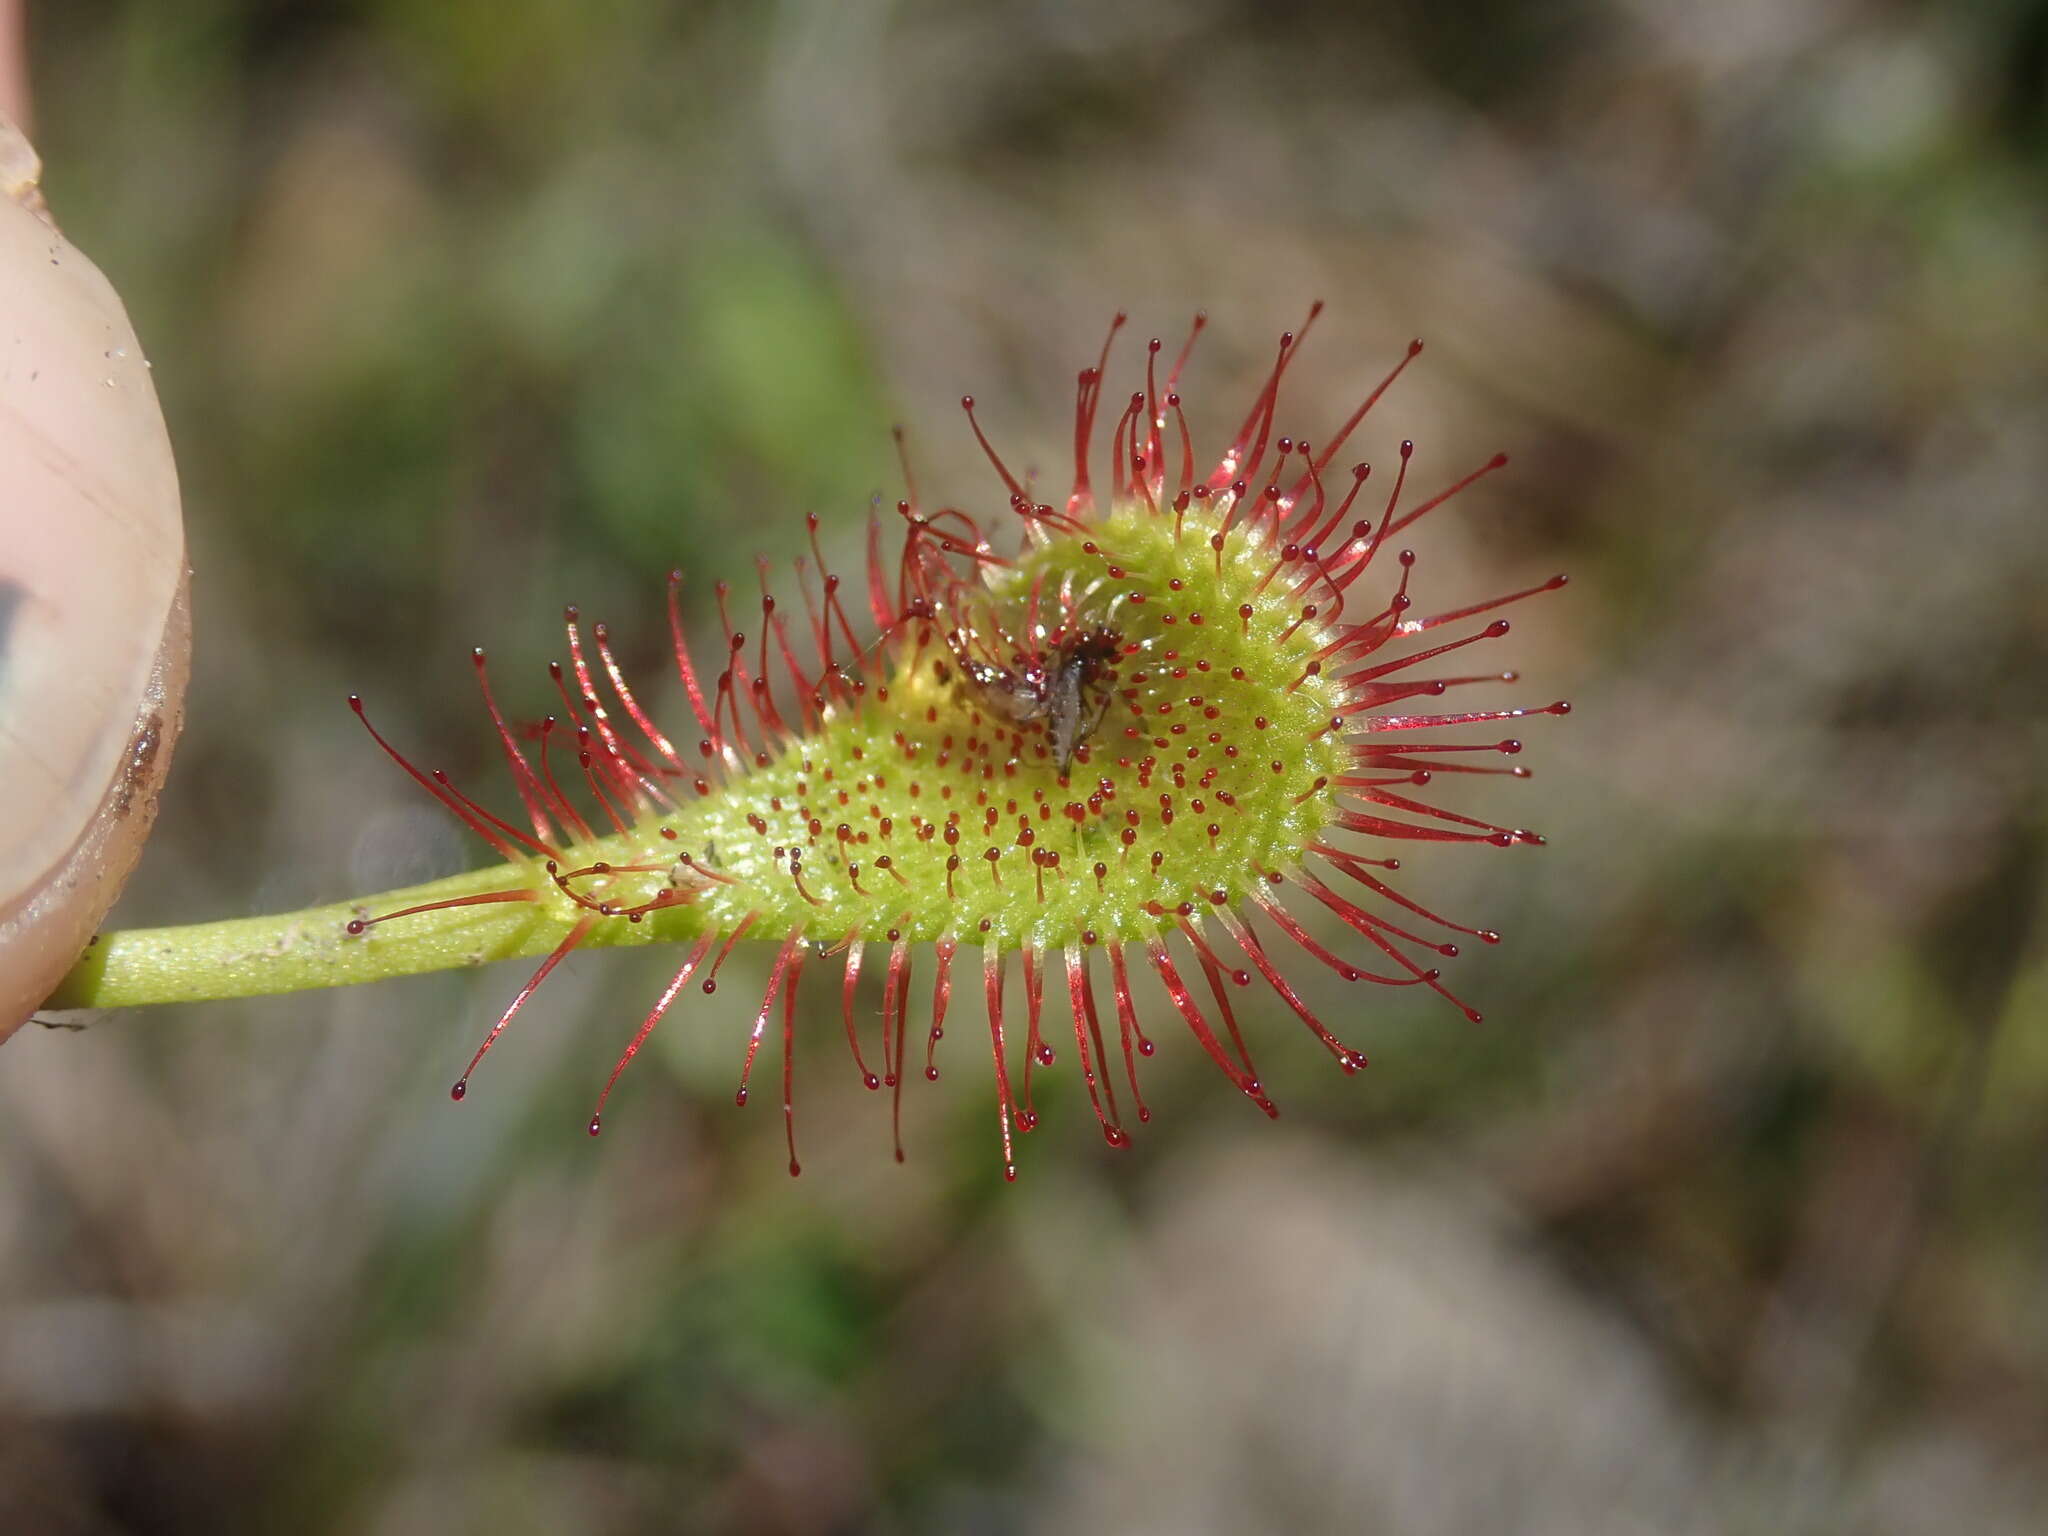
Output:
(953, 625), (1124, 775)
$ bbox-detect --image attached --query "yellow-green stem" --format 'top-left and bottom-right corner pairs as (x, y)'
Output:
(45, 844), (702, 1009)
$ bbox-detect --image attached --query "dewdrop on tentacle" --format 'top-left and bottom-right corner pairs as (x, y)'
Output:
(343, 308), (1569, 1180)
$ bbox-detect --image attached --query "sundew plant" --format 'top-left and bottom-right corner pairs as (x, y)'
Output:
(52, 309), (1568, 1178)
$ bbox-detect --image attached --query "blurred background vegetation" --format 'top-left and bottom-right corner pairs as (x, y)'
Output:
(4, 1), (2046, 1531)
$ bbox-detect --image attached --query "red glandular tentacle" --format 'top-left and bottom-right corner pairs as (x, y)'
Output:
(1106, 945), (1153, 1124)
(780, 945), (807, 1176)
(884, 935), (913, 1161)
(1313, 847), (1502, 944)
(983, 947), (1018, 1180)
(1174, 916), (1264, 1086)
(666, 569), (728, 762)
(452, 914), (598, 1101)
(735, 933), (803, 1109)
(925, 936), (957, 1080)
(350, 696), (544, 864)
(592, 623), (687, 773)
(1297, 337), (1423, 494)
(471, 649), (561, 848)
(1335, 620), (1512, 691)
(1384, 453), (1510, 540)
(1145, 935), (1273, 1113)
(1064, 945), (1127, 1146)
(588, 931), (719, 1135)
(1408, 574), (1569, 634)
(1213, 906), (1368, 1071)
(1207, 302), (1322, 492)
(839, 936), (880, 1090)
(1249, 888), (1418, 984)
(1019, 944), (1050, 1131)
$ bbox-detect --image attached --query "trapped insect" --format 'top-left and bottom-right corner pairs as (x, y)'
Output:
(948, 622), (1126, 774)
